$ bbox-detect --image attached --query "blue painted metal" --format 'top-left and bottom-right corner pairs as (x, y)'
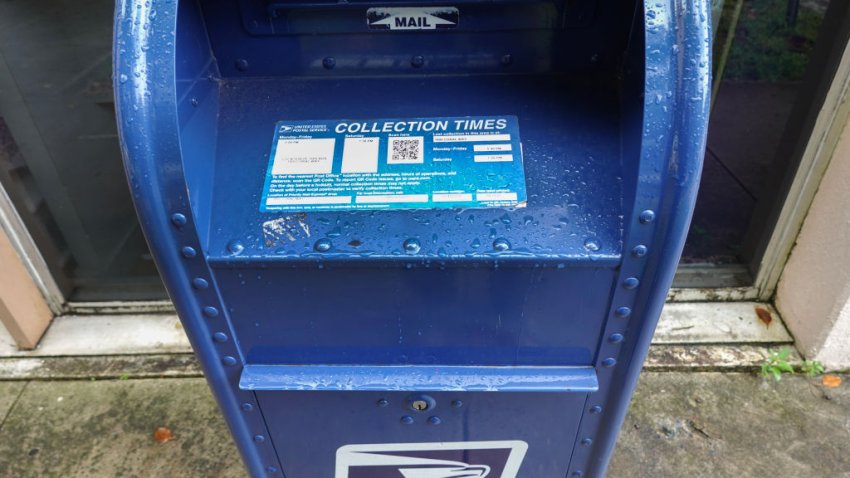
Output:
(114, 0), (709, 476)
(240, 365), (599, 392)
(261, 390), (590, 477)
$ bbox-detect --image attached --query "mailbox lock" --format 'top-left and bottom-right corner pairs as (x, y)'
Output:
(408, 395), (436, 412)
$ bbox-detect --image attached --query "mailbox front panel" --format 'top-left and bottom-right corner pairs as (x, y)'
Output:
(215, 265), (615, 366)
(256, 390), (588, 478)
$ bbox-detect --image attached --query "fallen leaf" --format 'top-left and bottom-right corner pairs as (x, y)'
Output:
(755, 307), (772, 327)
(822, 375), (842, 389)
(153, 427), (174, 444)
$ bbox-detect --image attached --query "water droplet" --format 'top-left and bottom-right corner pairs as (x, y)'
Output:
(227, 240), (244, 255)
(314, 238), (332, 252)
(403, 238), (421, 254)
(493, 238), (511, 252)
(583, 238), (600, 251)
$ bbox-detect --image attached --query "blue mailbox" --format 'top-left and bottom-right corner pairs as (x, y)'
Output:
(115, 0), (710, 476)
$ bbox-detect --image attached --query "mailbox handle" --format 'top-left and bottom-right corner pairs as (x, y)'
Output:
(239, 364), (598, 392)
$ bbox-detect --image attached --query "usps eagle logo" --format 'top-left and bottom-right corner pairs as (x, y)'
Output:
(336, 441), (527, 478)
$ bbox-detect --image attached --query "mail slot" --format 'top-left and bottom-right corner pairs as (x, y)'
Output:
(114, 0), (710, 476)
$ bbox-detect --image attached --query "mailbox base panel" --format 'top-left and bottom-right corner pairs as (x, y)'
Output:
(256, 390), (588, 477)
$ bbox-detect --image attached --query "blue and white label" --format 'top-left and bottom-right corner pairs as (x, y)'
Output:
(367, 7), (459, 30)
(335, 440), (528, 478)
(260, 116), (527, 212)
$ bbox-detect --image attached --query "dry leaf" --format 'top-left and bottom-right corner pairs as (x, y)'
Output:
(822, 375), (842, 389)
(755, 307), (772, 327)
(153, 427), (174, 444)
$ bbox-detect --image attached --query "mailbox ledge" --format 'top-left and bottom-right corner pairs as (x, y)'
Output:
(238, 364), (599, 393)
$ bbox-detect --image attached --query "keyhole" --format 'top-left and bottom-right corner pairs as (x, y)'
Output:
(407, 395), (435, 412)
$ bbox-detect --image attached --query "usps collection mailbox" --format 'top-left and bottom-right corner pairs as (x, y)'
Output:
(114, 0), (710, 476)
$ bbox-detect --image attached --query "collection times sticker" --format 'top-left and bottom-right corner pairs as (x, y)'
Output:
(259, 116), (527, 213)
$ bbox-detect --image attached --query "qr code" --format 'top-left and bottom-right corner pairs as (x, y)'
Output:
(388, 136), (424, 164)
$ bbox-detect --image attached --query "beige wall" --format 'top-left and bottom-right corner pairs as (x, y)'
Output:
(0, 225), (53, 349)
(776, 115), (850, 370)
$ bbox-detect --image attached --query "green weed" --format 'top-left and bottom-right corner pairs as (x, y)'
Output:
(760, 348), (825, 381)
(723, 0), (823, 82)
(801, 359), (825, 377)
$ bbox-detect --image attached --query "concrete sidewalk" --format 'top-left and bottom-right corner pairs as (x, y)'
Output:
(0, 372), (847, 477)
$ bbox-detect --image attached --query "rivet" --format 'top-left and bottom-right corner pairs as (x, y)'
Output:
(322, 56), (336, 69)
(227, 240), (245, 255)
(602, 357), (617, 367)
(170, 213), (187, 227)
(401, 416), (414, 425)
(266, 466), (278, 474)
(500, 54), (513, 66)
(609, 333), (624, 344)
(573, 471), (583, 477)
(639, 209), (656, 224)
(181, 246), (197, 258)
(427, 416), (442, 425)
(590, 405), (603, 414)
(403, 238), (421, 254)
(377, 398), (389, 407)
(190, 97), (199, 107)
(411, 55), (425, 68)
(254, 435), (265, 443)
(631, 245), (648, 257)
(192, 277), (209, 289)
(314, 238), (332, 252)
(203, 306), (220, 318)
(623, 277), (639, 289)
(222, 356), (238, 366)
(213, 332), (228, 343)
(241, 403), (254, 412)
(615, 306), (632, 318)
(235, 58), (249, 71)
(492, 238), (511, 252)
(581, 438), (593, 446)
(451, 400), (463, 408)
